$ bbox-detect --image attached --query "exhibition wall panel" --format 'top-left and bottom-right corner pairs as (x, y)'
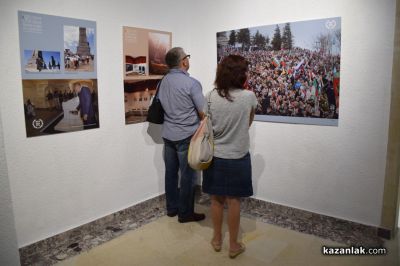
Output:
(188, 0), (396, 227)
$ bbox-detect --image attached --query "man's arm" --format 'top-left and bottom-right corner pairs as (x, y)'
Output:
(80, 88), (92, 121)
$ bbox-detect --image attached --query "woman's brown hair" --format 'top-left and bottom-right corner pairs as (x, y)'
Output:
(214, 54), (248, 101)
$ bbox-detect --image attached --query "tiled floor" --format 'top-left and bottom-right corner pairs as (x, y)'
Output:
(57, 205), (399, 266)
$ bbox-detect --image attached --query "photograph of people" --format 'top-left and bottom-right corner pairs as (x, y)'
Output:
(22, 79), (99, 137)
(217, 17), (341, 126)
(72, 82), (98, 130)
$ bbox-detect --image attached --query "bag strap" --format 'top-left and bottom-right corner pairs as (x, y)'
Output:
(154, 75), (166, 98)
(206, 89), (215, 119)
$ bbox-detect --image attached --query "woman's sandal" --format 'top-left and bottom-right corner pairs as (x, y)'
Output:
(211, 240), (222, 252)
(229, 243), (245, 259)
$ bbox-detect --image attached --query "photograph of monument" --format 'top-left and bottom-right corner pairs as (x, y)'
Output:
(22, 79), (99, 137)
(124, 79), (159, 124)
(123, 26), (171, 124)
(24, 50), (61, 73)
(217, 17), (341, 126)
(64, 25), (95, 72)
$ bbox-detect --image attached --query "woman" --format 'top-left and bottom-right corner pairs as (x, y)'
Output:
(202, 55), (257, 259)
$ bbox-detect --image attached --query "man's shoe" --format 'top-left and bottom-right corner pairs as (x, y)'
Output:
(167, 211), (178, 217)
(178, 213), (206, 223)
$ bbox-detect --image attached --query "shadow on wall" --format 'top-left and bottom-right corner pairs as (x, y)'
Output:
(146, 123), (163, 144)
(249, 125), (265, 196)
(145, 122), (257, 191)
(144, 122), (200, 187)
(143, 123), (165, 193)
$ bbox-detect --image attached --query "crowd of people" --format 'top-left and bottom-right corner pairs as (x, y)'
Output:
(65, 54), (93, 69)
(219, 47), (340, 119)
(45, 88), (98, 111)
(46, 90), (77, 110)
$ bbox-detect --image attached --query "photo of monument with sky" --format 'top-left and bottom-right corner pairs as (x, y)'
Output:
(64, 26), (95, 72)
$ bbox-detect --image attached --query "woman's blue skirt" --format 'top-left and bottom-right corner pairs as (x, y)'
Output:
(202, 152), (253, 197)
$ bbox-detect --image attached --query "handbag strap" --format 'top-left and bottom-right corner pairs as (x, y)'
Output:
(154, 75), (166, 98)
(206, 89), (215, 119)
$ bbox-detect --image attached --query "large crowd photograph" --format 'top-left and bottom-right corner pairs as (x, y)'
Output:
(217, 17), (341, 126)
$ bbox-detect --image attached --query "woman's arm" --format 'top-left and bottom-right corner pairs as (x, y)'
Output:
(249, 108), (255, 127)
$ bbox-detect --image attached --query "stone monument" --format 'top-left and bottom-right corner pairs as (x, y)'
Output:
(76, 27), (91, 57)
(25, 50), (43, 71)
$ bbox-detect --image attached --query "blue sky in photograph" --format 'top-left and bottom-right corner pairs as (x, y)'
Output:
(64, 26), (95, 53)
(224, 17), (341, 54)
(24, 50), (61, 66)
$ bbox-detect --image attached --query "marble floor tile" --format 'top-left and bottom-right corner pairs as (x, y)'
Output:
(56, 205), (399, 266)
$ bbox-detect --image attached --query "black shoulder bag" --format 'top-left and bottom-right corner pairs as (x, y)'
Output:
(146, 78), (164, 124)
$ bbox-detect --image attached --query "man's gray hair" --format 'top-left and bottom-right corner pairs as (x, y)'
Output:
(165, 47), (186, 69)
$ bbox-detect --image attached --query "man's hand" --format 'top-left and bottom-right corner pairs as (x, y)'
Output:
(83, 114), (88, 121)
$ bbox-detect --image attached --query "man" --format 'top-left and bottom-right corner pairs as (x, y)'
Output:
(158, 47), (205, 223)
(73, 82), (97, 130)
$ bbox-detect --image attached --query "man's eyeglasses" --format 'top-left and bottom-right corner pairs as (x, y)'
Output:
(182, 54), (191, 60)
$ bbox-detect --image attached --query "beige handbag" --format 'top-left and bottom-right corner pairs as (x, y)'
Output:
(188, 91), (214, 170)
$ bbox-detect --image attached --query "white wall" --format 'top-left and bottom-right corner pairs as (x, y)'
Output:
(0, 0), (396, 248)
(0, 111), (20, 265)
(188, 0), (396, 226)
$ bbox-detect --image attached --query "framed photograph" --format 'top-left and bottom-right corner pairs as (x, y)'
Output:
(22, 79), (99, 137)
(18, 11), (99, 137)
(124, 79), (160, 124)
(217, 17), (341, 126)
(23, 50), (61, 73)
(123, 26), (171, 124)
(64, 25), (95, 72)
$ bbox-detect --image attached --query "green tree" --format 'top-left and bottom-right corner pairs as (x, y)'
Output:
(253, 30), (266, 49)
(271, 25), (282, 51)
(237, 28), (251, 51)
(282, 23), (293, 50)
(228, 30), (236, 46)
(217, 31), (227, 38)
(265, 35), (270, 49)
